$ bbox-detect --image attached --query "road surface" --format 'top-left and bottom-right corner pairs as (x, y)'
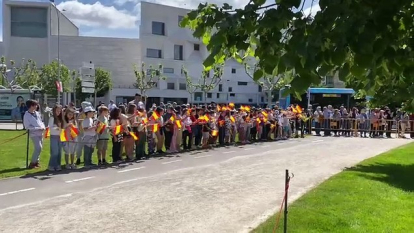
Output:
(0, 137), (409, 233)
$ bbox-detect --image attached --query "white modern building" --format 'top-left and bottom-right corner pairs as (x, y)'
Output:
(1, 1), (343, 107)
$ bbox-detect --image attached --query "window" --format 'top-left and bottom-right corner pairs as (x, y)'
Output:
(163, 68), (174, 74)
(217, 93), (220, 98)
(167, 83), (175, 90)
(174, 45), (184, 60)
(207, 93), (212, 98)
(261, 97), (264, 102)
(179, 83), (186, 90)
(258, 85), (262, 92)
(178, 16), (184, 25)
(248, 98), (253, 102)
(230, 93), (235, 97)
(238, 81), (248, 86)
(231, 68), (236, 74)
(218, 84), (223, 92)
(11, 7), (47, 38)
(146, 49), (162, 58)
(194, 92), (203, 101)
(228, 87), (233, 92)
(194, 44), (200, 51)
(325, 76), (334, 86)
(152, 21), (165, 35)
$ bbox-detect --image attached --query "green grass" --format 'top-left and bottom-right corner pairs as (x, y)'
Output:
(254, 143), (414, 233)
(0, 130), (115, 179)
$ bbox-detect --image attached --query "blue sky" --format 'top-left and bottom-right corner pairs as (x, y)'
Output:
(0, 0), (319, 41)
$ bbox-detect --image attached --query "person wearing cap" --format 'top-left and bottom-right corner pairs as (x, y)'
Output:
(75, 101), (92, 165)
(82, 106), (98, 168)
(96, 106), (110, 165)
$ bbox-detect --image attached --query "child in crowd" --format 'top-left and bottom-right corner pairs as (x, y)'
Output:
(96, 106), (110, 165)
(48, 105), (63, 172)
(63, 107), (78, 169)
(146, 110), (155, 156)
(82, 106), (97, 168)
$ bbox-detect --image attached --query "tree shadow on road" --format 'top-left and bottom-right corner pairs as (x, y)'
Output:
(345, 163), (414, 192)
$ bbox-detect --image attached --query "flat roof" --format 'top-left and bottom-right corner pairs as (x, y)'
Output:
(309, 88), (355, 94)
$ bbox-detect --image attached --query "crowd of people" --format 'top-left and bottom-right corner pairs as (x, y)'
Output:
(22, 93), (412, 171)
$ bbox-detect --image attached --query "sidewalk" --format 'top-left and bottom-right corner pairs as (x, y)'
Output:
(0, 123), (24, 130)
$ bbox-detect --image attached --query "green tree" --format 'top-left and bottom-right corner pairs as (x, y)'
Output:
(0, 56), (40, 89)
(180, 0), (414, 106)
(39, 60), (70, 96)
(133, 62), (164, 104)
(198, 64), (223, 105)
(75, 67), (112, 101)
(181, 65), (199, 104)
(245, 62), (293, 106)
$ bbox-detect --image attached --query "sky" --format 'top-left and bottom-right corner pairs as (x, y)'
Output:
(0, 0), (320, 41)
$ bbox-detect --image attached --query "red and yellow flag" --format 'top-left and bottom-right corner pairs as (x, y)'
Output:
(114, 125), (123, 135)
(212, 130), (218, 136)
(96, 122), (107, 134)
(152, 111), (160, 120)
(44, 127), (50, 138)
(175, 120), (182, 129)
(70, 126), (79, 139)
(142, 118), (149, 124)
(230, 116), (235, 123)
(129, 132), (139, 140)
(296, 105), (303, 114)
(153, 124), (159, 133)
(229, 103), (235, 109)
(170, 116), (175, 122)
(262, 111), (268, 118)
(60, 129), (68, 142)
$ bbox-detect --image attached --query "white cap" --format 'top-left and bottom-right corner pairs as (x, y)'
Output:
(84, 106), (96, 113)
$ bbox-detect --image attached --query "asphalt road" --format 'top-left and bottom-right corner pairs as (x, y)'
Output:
(0, 136), (410, 233)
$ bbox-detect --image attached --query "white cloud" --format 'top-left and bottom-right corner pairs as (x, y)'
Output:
(57, 1), (138, 29)
(115, 0), (251, 10)
(303, 4), (320, 17)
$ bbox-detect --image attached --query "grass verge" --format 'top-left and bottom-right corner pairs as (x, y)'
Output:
(254, 142), (414, 233)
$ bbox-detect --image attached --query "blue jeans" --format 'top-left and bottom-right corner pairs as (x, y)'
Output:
(48, 135), (62, 168)
(30, 136), (43, 164)
(83, 145), (94, 166)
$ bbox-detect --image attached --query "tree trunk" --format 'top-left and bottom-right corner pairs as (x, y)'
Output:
(267, 89), (272, 108)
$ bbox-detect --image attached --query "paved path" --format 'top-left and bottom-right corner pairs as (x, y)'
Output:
(0, 122), (23, 130)
(0, 137), (409, 233)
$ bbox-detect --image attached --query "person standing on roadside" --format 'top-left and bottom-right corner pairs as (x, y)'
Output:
(23, 99), (45, 169)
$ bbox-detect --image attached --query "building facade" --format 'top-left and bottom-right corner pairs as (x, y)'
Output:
(0, 0), (344, 107)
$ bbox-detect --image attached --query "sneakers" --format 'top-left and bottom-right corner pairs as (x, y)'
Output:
(47, 166), (55, 172)
(75, 158), (81, 165)
(71, 164), (77, 169)
(65, 164), (71, 169)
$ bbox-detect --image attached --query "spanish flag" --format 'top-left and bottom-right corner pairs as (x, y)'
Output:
(175, 120), (182, 129)
(142, 118), (149, 124)
(296, 105), (303, 114)
(262, 111), (268, 118)
(229, 103), (235, 108)
(129, 132), (139, 140)
(96, 122), (107, 134)
(212, 130), (218, 136)
(204, 114), (210, 121)
(187, 109), (192, 115)
(44, 127), (50, 138)
(240, 106), (246, 111)
(170, 115), (175, 121)
(114, 125), (123, 135)
(60, 129), (68, 142)
(292, 106), (298, 114)
(70, 126), (80, 139)
(198, 115), (207, 121)
(245, 106), (251, 112)
(230, 116), (235, 123)
(217, 105), (221, 112)
(219, 120), (225, 126)
(153, 124), (159, 133)
(152, 111), (160, 120)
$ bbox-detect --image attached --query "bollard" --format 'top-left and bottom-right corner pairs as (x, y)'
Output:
(26, 130), (29, 168)
(284, 169), (289, 233)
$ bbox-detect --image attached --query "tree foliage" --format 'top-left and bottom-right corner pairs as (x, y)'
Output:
(198, 64), (223, 104)
(0, 56), (40, 89)
(181, 0), (414, 107)
(244, 63), (293, 92)
(133, 62), (164, 97)
(75, 67), (112, 100)
(39, 60), (71, 96)
(181, 66), (200, 103)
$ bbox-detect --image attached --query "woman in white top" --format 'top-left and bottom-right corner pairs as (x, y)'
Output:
(63, 108), (78, 169)
(48, 105), (63, 172)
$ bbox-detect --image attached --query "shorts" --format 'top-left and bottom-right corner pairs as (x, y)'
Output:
(283, 126), (290, 132)
(96, 140), (108, 150)
(63, 141), (77, 154)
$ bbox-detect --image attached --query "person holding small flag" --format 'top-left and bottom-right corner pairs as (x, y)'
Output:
(96, 106), (110, 165)
(62, 108), (79, 169)
(133, 106), (147, 160)
(47, 104), (63, 172)
(82, 106), (98, 168)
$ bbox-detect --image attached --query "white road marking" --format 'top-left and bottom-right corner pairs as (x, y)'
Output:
(194, 155), (213, 159)
(56, 193), (73, 198)
(0, 188), (35, 197)
(162, 160), (182, 165)
(312, 140), (324, 143)
(113, 178), (139, 186)
(65, 176), (95, 183)
(117, 166), (146, 173)
(244, 148), (255, 151)
(223, 151), (236, 154)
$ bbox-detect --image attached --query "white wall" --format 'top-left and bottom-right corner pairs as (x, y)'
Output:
(50, 5), (79, 36)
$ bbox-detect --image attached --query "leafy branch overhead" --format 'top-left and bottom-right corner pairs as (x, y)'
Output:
(180, 0), (414, 105)
(245, 62), (293, 92)
(182, 66), (199, 95)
